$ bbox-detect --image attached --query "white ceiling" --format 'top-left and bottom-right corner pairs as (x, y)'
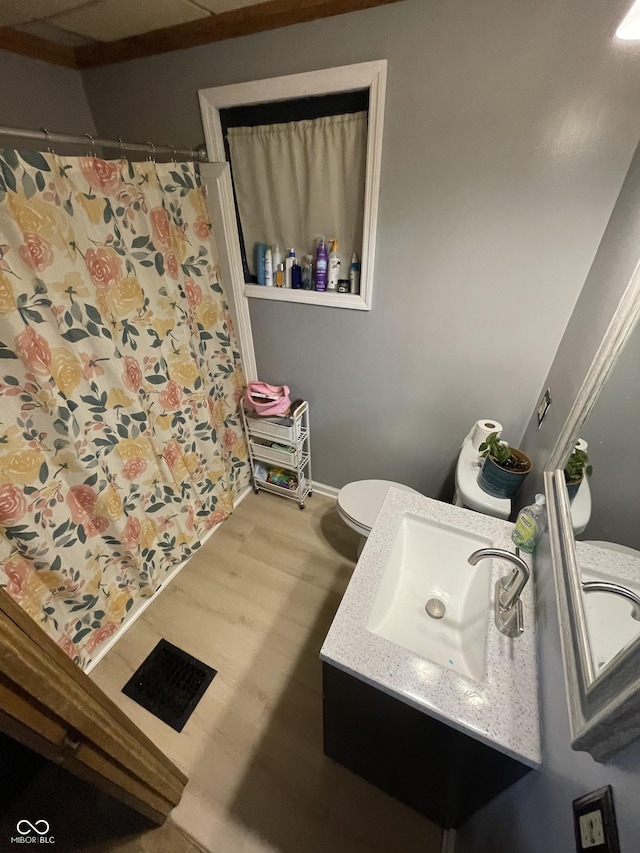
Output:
(0, 0), (265, 42)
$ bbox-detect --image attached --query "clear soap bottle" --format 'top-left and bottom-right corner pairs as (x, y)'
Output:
(512, 494), (547, 554)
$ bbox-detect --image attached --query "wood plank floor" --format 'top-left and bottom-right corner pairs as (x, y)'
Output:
(90, 492), (443, 853)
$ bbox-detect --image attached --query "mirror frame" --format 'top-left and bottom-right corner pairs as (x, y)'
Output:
(545, 262), (640, 761)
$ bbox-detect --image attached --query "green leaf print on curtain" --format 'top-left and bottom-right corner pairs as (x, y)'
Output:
(0, 150), (249, 668)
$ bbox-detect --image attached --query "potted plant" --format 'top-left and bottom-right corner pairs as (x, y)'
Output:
(564, 445), (592, 501)
(478, 432), (533, 499)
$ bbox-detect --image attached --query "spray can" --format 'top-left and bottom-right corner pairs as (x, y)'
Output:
(315, 237), (328, 291)
(349, 253), (361, 295)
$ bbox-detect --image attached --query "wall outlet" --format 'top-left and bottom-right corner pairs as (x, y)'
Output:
(572, 786), (620, 853)
(537, 388), (552, 428)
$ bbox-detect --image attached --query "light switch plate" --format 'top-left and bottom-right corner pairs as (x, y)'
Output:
(537, 388), (552, 428)
(573, 786), (620, 853)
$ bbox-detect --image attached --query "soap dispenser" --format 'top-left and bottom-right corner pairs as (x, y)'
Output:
(512, 494), (547, 554)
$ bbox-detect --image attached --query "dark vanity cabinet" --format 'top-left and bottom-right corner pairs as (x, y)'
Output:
(322, 662), (533, 829)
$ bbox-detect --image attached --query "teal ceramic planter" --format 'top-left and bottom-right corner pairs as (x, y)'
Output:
(565, 476), (582, 502)
(478, 450), (532, 500)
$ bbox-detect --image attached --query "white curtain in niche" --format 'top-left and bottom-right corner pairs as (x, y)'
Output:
(227, 111), (367, 275)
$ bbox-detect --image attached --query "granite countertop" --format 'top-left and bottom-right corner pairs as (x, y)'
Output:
(320, 488), (542, 769)
(575, 539), (640, 586)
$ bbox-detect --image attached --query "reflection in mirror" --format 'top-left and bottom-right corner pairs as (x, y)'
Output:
(566, 317), (640, 675)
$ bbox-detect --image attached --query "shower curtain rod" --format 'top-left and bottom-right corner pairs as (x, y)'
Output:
(0, 124), (209, 161)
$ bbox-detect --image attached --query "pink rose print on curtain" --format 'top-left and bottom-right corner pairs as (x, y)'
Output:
(19, 233), (54, 272)
(79, 157), (124, 196)
(15, 327), (51, 375)
(0, 485), (27, 525)
(150, 207), (171, 250)
(85, 247), (122, 288)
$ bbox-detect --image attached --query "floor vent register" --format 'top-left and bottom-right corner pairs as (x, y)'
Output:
(122, 639), (217, 732)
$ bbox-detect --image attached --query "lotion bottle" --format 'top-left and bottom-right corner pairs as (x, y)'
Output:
(315, 237), (328, 291)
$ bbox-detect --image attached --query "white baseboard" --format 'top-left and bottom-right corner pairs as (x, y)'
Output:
(441, 828), (456, 853)
(311, 480), (340, 499)
(84, 485), (252, 673)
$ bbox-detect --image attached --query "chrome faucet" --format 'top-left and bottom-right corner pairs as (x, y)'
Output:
(468, 548), (531, 638)
(582, 581), (640, 621)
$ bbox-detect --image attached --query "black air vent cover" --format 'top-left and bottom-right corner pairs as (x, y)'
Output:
(122, 639), (217, 732)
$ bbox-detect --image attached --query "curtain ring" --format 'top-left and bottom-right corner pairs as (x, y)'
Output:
(85, 133), (96, 158)
(147, 141), (156, 163)
(170, 145), (177, 164)
(118, 137), (125, 160)
(41, 127), (54, 154)
(190, 147), (197, 161)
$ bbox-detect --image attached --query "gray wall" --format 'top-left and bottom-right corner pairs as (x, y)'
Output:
(82, 0), (640, 494)
(0, 50), (95, 138)
(457, 143), (640, 852)
(580, 320), (640, 549)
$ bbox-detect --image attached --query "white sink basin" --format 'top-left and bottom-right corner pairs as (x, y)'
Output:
(582, 568), (640, 674)
(365, 513), (493, 681)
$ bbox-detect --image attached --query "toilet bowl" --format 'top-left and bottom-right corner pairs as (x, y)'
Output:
(337, 480), (421, 552)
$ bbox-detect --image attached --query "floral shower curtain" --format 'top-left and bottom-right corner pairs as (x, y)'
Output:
(0, 149), (249, 668)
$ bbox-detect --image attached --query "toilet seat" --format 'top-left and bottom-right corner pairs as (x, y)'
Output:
(337, 479), (421, 537)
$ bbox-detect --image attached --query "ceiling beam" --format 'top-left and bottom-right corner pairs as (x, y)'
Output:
(0, 26), (79, 69)
(74, 0), (404, 68)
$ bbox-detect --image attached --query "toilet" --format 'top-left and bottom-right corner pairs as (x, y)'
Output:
(337, 479), (421, 554)
(336, 423), (511, 553)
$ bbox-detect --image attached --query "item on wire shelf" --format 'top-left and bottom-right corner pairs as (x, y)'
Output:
(255, 462), (269, 481)
(244, 382), (291, 417)
(267, 467), (298, 490)
(271, 442), (296, 453)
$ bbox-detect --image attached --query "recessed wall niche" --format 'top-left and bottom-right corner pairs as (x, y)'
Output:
(199, 60), (387, 311)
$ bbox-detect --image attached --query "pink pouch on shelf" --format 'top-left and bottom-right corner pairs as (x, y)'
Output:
(244, 381), (291, 417)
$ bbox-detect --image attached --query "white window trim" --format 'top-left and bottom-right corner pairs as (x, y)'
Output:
(198, 60), (387, 315)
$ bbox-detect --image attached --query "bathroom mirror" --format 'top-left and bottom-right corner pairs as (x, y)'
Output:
(545, 265), (640, 761)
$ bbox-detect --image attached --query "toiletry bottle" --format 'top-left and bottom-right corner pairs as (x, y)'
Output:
(301, 254), (313, 290)
(271, 243), (282, 276)
(285, 248), (296, 289)
(291, 259), (302, 289)
(512, 494), (547, 554)
(264, 247), (273, 287)
(275, 263), (284, 288)
(256, 243), (267, 285)
(349, 252), (361, 295)
(327, 238), (340, 291)
(315, 237), (328, 291)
